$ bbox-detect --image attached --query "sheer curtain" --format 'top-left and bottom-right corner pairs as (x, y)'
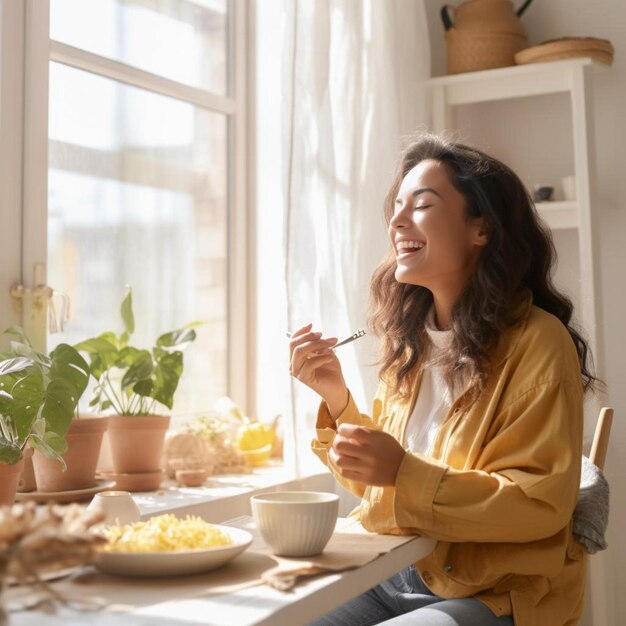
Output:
(255, 0), (430, 475)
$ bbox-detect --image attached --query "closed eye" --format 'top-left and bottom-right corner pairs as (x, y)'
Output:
(415, 205), (431, 210)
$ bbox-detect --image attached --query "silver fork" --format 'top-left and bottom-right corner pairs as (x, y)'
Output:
(285, 328), (367, 350)
(332, 328), (367, 349)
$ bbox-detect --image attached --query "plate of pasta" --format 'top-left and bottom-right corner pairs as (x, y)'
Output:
(95, 514), (253, 577)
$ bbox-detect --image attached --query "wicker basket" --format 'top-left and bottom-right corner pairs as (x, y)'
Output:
(447, 30), (526, 74)
(515, 37), (615, 66)
(442, 0), (530, 74)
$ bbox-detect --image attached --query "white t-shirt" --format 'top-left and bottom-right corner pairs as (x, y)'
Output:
(403, 312), (461, 455)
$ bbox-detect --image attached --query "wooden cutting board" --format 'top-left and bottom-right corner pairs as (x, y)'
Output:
(515, 37), (614, 66)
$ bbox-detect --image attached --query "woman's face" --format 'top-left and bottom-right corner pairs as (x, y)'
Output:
(389, 159), (487, 297)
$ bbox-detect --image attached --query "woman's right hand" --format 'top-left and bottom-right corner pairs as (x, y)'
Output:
(289, 323), (349, 419)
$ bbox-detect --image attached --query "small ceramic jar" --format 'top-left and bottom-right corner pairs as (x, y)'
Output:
(87, 490), (141, 526)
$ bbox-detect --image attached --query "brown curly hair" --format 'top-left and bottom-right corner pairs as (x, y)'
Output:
(369, 133), (597, 398)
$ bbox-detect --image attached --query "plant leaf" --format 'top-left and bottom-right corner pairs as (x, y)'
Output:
(10, 370), (45, 440)
(91, 354), (114, 381)
(73, 335), (118, 355)
(1, 326), (31, 345)
(116, 346), (143, 368)
(74, 335), (119, 380)
(30, 433), (67, 468)
(41, 378), (80, 438)
(0, 356), (34, 377)
(133, 378), (153, 399)
(43, 431), (68, 455)
(9, 342), (50, 367)
(49, 343), (90, 399)
(120, 288), (135, 336)
(100, 331), (120, 349)
(121, 350), (153, 390)
(0, 440), (23, 465)
(150, 351), (183, 410)
(157, 328), (197, 352)
(0, 389), (13, 416)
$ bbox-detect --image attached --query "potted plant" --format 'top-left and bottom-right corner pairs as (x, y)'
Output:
(0, 327), (89, 503)
(74, 288), (197, 484)
(30, 408), (110, 494)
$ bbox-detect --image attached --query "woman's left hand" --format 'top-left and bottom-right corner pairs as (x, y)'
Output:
(329, 423), (406, 486)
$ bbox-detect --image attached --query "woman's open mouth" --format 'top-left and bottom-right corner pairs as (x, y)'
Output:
(396, 240), (425, 259)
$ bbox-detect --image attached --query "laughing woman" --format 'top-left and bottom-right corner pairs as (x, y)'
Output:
(289, 135), (596, 626)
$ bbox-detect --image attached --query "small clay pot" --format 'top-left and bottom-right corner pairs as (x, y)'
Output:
(175, 468), (209, 487)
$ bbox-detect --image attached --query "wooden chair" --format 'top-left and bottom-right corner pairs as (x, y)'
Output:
(584, 407), (613, 625)
(589, 407), (613, 471)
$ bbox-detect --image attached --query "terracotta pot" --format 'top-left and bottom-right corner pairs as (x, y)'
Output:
(32, 416), (109, 493)
(0, 457), (25, 505)
(107, 415), (170, 474)
(16, 447), (36, 492)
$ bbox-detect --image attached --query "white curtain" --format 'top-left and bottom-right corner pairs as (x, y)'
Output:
(255, 0), (430, 475)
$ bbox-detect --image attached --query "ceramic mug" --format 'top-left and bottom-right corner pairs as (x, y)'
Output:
(87, 490), (141, 526)
(561, 175), (576, 201)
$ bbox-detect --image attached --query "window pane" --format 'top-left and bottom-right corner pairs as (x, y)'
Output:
(47, 62), (228, 413)
(50, 0), (229, 95)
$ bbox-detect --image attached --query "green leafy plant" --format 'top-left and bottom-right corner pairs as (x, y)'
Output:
(0, 328), (89, 466)
(74, 288), (197, 416)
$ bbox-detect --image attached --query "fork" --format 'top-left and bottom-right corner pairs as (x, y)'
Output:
(285, 328), (367, 350)
(332, 328), (367, 349)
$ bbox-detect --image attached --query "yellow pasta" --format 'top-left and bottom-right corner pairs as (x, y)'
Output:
(102, 514), (233, 553)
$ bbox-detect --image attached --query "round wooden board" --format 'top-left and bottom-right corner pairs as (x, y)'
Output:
(515, 37), (614, 66)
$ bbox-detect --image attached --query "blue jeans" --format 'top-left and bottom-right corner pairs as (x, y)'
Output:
(309, 566), (514, 626)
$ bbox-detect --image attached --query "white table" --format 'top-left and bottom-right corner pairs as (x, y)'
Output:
(8, 524), (436, 626)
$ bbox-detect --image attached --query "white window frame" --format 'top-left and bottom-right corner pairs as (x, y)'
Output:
(0, 0), (30, 335)
(0, 0), (255, 414)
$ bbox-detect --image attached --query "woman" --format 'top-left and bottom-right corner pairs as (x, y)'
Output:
(289, 135), (596, 626)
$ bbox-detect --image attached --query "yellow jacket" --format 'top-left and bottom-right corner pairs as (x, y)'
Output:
(312, 301), (585, 626)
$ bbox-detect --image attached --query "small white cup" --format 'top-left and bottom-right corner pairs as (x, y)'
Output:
(251, 491), (339, 557)
(561, 175), (576, 201)
(87, 490), (141, 527)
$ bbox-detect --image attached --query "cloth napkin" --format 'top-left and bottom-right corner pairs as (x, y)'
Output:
(228, 516), (420, 591)
(573, 455), (609, 554)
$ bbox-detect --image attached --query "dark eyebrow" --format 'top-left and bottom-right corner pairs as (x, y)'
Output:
(394, 187), (442, 204)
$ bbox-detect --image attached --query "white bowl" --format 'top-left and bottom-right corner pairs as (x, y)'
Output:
(87, 490), (141, 527)
(250, 491), (339, 557)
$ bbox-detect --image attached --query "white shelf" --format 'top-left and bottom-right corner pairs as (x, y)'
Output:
(425, 54), (604, 384)
(536, 200), (578, 230)
(426, 58), (605, 105)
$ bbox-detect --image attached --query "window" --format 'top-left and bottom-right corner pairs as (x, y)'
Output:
(0, 0), (251, 415)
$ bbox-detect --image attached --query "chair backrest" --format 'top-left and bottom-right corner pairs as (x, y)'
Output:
(589, 407), (613, 471)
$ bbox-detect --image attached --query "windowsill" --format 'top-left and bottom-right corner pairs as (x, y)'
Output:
(129, 461), (336, 522)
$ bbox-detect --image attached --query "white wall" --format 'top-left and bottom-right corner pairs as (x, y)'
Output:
(424, 1), (625, 623)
